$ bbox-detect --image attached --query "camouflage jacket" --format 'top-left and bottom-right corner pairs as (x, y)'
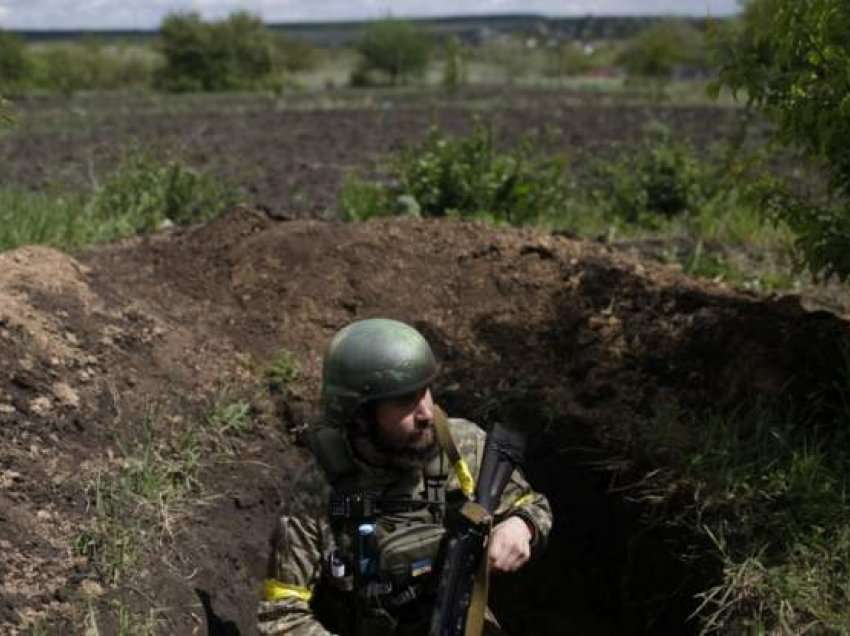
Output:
(257, 416), (553, 636)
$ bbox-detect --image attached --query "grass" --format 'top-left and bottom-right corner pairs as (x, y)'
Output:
(265, 349), (301, 390)
(0, 148), (239, 252)
(339, 121), (801, 291)
(638, 405), (850, 634)
(75, 413), (203, 585)
(75, 395), (254, 587)
(83, 599), (162, 636)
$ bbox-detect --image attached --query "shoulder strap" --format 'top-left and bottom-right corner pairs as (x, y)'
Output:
(433, 406), (476, 498)
(305, 426), (358, 486)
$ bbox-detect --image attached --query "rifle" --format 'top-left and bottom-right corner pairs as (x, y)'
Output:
(429, 422), (527, 636)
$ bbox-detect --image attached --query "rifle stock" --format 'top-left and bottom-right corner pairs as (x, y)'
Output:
(429, 422), (527, 636)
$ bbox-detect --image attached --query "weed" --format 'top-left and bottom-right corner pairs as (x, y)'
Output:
(339, 175), (395, 221)
(340, 123), (574, 225)
(0, 149), (239, 252)
(83, 599), (161, 636)
(205, 398), (253, 437)
(91, 148), (239, 231)
(265, 349), (301, 390)
(75, 413), (202, 585)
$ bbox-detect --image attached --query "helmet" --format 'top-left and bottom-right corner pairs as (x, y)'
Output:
(321, 318), (438, 424)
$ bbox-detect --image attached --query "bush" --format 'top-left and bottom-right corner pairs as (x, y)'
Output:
(355, 19), (431, 85)
(618, 20), (709, 91)
(340, 124), (573, 226)
(441, 36), (467, 92)
(155, 12), (275, 92)
(273, 35), (323, 74)
(0, 31), (32, 91)
(546, 42), (593, 79)
(91, 149), (239, 232)
(591, 125), (714, 226)
(712, 0), (850, 280)
(0, 95), (12, 126)
(0, 151), (239, 251)
(28, 41), (159, 95)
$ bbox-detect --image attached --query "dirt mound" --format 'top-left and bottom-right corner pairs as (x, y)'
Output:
(2, 208), (848, 634)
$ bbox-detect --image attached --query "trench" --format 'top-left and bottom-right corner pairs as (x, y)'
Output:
(492, 441), (712, 636)
(440, 397), (717, 636)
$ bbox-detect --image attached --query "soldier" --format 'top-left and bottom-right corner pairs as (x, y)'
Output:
(258, 319), (552, 635)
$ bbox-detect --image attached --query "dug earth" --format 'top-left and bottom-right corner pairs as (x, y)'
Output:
(1, 209), (847, 634)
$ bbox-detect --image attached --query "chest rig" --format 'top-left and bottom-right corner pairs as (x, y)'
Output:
(306, 408), (473, 634)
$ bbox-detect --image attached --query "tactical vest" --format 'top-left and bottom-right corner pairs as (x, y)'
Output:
(306, 407), (475, 636)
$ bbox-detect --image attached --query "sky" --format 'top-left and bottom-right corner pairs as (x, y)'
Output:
(0, 1), (740, 30)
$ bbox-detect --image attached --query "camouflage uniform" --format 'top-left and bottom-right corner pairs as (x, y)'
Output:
(257, 415), (552, 636)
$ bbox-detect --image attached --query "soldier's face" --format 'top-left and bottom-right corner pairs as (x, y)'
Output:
(373, 387), (436, 457)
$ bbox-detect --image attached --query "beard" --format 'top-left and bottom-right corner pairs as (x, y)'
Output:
(361, 421), (439, 470)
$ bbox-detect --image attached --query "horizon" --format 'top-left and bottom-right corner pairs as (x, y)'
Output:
(0, 1), (740, 31)
(7, 12), (730, 34)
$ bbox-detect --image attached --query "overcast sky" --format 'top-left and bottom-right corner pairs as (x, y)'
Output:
(0, 1), (740, 30)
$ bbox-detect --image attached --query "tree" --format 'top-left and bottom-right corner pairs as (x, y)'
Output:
(155, 12), (275, 92)
(547, 42), (592, 82)
(0, 30), (31, 90)
(618, 20), (708, 90)
(355, 19), (431, 85)
(713, 0), (850, 279)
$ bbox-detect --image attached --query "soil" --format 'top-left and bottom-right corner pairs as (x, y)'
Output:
(0, 89), (747, 219)
(2, 204), (848, 635)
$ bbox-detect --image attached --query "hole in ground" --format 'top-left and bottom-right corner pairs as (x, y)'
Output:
(489, 438), (717, 636)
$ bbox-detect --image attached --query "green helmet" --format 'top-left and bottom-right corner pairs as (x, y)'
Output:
(321, 318), (438, 424)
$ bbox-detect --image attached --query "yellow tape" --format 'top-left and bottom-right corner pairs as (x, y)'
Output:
(263, 579), (313, 603)
(455, 459), (476, 498)
(512, 493), (536, 509)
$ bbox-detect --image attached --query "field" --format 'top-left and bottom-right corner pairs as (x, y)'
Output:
(2, 85), (850, 636)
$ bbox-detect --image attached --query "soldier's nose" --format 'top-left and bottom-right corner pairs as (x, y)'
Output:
(414, 400), (433, 425)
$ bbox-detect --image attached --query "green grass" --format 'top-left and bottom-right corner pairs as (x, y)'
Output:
(75, 413), (203, 585)
(83, 599), (161, 636)
(0, 149), (239, 253)
(338, 122), (800, 290)
(75, 395), (253, 586)
(265, 349), (301, 390)
(639, 405), (850, 634)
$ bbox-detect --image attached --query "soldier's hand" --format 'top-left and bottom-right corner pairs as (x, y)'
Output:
(488, 516), (532, 573)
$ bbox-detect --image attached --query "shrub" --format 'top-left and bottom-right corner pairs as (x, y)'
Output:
(0, 31), (31, 90)
(91, 149), (239, 233)
(273, 35), (323, 74)
(590, 125), (721, 227)
(618, 20), (709, 92)
(546, 42), (593, 79)
(355, 19), (431, 85)
(340, 124), (573, 226)
(712, 0), (850, 280)
(155, 11), (275, 92)
(28, 40), (159, 95)
(339, 176), (396, 221)
(0, 95), (12, 126)
(441, 36), (467, 93)
(0, 151), (239, 251)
